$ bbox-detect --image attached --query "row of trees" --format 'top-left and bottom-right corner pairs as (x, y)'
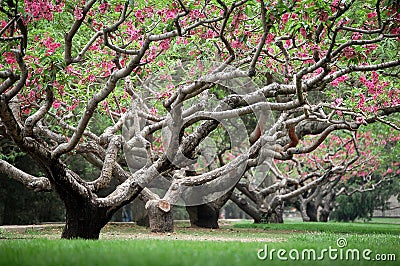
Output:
(1, 0), (399, 239)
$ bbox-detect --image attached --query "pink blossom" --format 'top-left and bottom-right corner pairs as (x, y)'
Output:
(98, 2), (109, 14)
(115, 4), (124, 12)
(74, 7), (83, 20)
(367, 12), (377, 19)
(343, 46), (356, 59)
(319, 11), (329, 22)
(53, 101), (61, 109)
(24, 0), (59, 22)
(331, 76), (347, 87)
(299, 28), (307, 38)
(150, 107), (157, 115)
(331, 80), (339, 86)
(371, 71), (379, 83)
(358, 94), (366, 109)
(190, 9), (205, 19)
(334, 98), (343, 106)
(266, 33), (275, 44)
(352, 32), (363, 40)
(3, 52), (16, 64)
(159, 39), (171, 50)
(88, 75), (96, 82)
(43, 36), (61, 55)
(127, 28), (141, 41)
(355, 116), (365, 124)
(135, 10), (145, 22)
(29, 90), (36, 99)
(338, 75), (348, 82)
(166, 10), (176, 19)
(231, 39), (242, 48)
(282, 13), (290, 24)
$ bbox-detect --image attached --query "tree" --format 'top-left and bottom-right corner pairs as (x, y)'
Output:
(1, 0), (399, 239)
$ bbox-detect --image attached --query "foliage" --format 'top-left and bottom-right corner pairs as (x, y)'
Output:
(330, 174), (400, 222)
(0, 153), (64, 225)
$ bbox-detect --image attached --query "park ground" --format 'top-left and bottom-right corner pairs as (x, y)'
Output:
(0, 218), (399, 266)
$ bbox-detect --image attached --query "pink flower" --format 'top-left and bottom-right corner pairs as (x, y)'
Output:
(53, 101), (61, 109)
(150, 107), (157, 115)
(352, 32), (363, 40)
(266, 33), (275, 44)
(165, 10), (176, 20)
(99, 2), (109, 14)
(343, 46), (356, 59)
(115, 4), (124, 12)
(367, 12), (377, 19)
(334, 98), (343, 106)
(282, 13), (290, 24)
(363, 44), (378, 55)
(88, 75), (96, 82)
(231, 39), (242, 48)
(299, 27), (307, 38)
(159, 39), (171, 50)
(4, 52), (16, 64)
(358, 94), (366, 109)
(24, 0), (57, 22)
(127, 28), (141, 41)
(356, 116), (365, 124)
(319, 11), (329, 22)
(190, 9), (204, 19)
(43, 36), (61, 55)
(135, 10), (145, 22)
(74, 8), (83, 20)
(331, 80), (339, 86)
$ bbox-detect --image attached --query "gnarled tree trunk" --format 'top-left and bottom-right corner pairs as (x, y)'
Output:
(61, 199), (110, 239)
(187, 203), (219, 228)
(146, 199), (173, 232)
(186, 188), (234, 229)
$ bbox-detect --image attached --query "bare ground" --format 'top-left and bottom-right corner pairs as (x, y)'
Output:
(0, 222), (284, 242)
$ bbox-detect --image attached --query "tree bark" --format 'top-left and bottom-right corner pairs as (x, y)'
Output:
(62, 200), (110, 239)
(305, 202), (318, 222)
(146, 199), (173, 233)
(230, 193), (262, 223)
(186, 188), (234, 229)
(319, 209), (330, 222)
(186, 203), (219, 228)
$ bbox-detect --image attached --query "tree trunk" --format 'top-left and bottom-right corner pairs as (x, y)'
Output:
(268, 205), (284, 223)
(260, 199), (284, 224)
(305, 202), (318, 222)
(61, 197), (110, 239)
(186, 203), (219, 228)
(319, 209), (330, 222)
(230, 193), (262, 223)
(146, 199), (173, 232)
(186, 188), (234, 229)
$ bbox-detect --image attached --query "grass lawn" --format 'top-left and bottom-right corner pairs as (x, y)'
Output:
(0, 219), (399, 266)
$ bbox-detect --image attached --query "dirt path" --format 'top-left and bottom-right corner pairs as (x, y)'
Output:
(100, 231), (281, 242)
(1, 222), (283, 242)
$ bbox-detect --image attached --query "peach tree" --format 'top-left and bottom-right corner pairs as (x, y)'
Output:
(0, 0), (399, 238)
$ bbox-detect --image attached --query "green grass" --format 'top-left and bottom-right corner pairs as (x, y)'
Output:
(0, 220), (399, 266)
(233, 221), (400, 234)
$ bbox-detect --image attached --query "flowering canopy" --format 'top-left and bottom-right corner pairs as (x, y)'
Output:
(0, 0), (399, 238)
